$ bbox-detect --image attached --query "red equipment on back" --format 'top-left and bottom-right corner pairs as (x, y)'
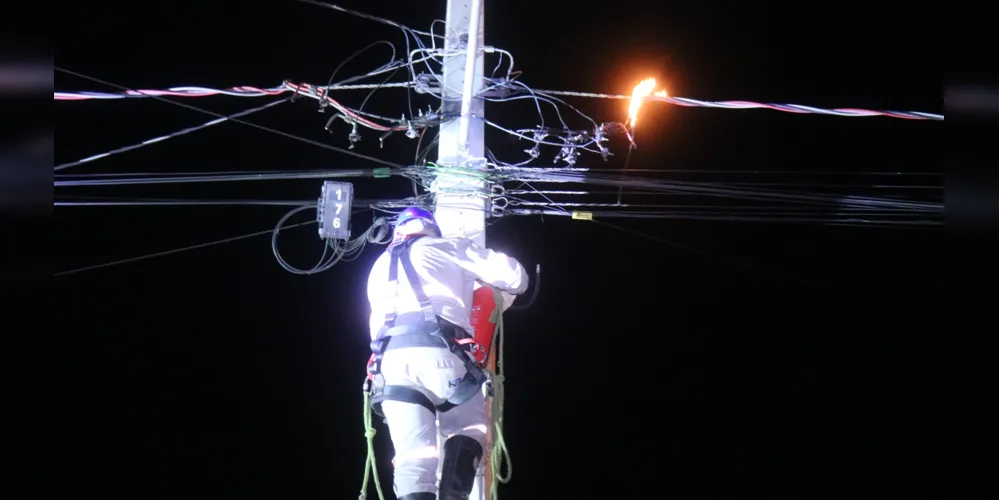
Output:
(468, 286), (499, 365)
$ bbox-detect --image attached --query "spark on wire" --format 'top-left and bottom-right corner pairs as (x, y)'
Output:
(627, 78), (667, 128)
(538, 88), (944, 121)
(55, 78), (945, 121)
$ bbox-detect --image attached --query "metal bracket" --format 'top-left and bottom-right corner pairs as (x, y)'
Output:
(490, 196), (508, 218)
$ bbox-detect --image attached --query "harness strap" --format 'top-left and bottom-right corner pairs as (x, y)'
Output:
(368, 237), (487, 415)
(368, 327), (487, 414)
(383, 237), (436, 330)
(371, 386), (436, 417)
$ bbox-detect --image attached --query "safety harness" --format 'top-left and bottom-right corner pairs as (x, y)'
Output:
(366, 236), (488, 417)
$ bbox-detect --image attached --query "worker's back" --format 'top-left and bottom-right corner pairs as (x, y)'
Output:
(366, 235), (528, 339)
(363, 207), (527, 500)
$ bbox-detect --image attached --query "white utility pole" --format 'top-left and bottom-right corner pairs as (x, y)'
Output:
(432, 1), (490, 499)
(433, 0), (487, 247)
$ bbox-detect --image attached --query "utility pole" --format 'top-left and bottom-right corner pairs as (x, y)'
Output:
(433, 0), (487, 247)
(432, 0), (490, 499)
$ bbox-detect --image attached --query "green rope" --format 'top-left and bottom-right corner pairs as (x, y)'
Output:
(486, 287), (513, 500)
(357, 286), (514, 500)
(359, 388), (387, 500)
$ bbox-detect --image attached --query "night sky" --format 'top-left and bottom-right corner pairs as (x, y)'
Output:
(56, 1), (941, 498)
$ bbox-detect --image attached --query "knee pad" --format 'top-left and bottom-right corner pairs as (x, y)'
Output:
(439, 435), (484, 500)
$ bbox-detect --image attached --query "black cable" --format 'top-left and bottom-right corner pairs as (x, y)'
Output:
(357, 65), (400, 119)
(53, 197), (416, 211)
(54, 168), (394, 187)
(55, 67), (404, 169)
(507, 264), (541, 312)
(504, 207), (941, 227)
(55, 221), (314, 277)
(411, 126), (429, 196)
(567, 168), (942, 176)
(55, 97), (290, 172)
(525, 170), (942, 211)
(55, 199), (313, 207)
(271, 205), (338, 274)
(294, 0), (441, 40)
(417, 131), (440, 165)
(585, 212), (941, 226)
(326, 40), (396, 94)
(300, 0), (428, 119)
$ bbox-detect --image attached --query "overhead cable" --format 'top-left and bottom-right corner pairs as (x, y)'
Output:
(54, 168), (397, 187)
(54, 197), (407, 208)
(55, 220), (315, 276)
(533, 89), (943, 121)
(54, 68), (405, 169)
(54, 79), (944, 121)
(54, 97), (290, 171)
(53, 82), (409, 100)
(505, 208), (941, 227)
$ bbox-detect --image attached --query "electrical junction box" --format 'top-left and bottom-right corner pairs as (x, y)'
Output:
(317, 181), (353, 240)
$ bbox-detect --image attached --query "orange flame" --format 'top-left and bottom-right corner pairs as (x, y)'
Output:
(628, 78), (668, 128)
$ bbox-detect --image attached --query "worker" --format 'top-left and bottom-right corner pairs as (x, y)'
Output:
(365, 206), (528, 500)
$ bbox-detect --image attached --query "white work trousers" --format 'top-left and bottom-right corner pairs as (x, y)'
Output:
(379, 346), (488, 498)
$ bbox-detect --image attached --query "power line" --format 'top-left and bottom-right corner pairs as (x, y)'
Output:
(504, 208), (940, 227)
(535, 89), (944, 120)
(516, 170), (942, 211)
(293, 0), (442, 39)
(55, 199), (315, 207)
(54, 79), (945, 120)
(53, 81), (409, 100)
(54, 67), (405, 169)
(54, 168), (395, 187)
(54, 197), (400, 207)
(568, 168), (942, 176)
(55, 97), (290, 171)
(54, 221), (314, 277)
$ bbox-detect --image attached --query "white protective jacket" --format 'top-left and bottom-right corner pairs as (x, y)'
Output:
(367, 236), (529, 339)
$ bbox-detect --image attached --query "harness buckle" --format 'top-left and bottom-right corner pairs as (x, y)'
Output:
(422, 308), (436, 323)
(371, 373), (386, 392)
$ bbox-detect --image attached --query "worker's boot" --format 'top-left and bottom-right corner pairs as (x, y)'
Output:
(397, 493), (435, 500)
(438, 435), (483, 500)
